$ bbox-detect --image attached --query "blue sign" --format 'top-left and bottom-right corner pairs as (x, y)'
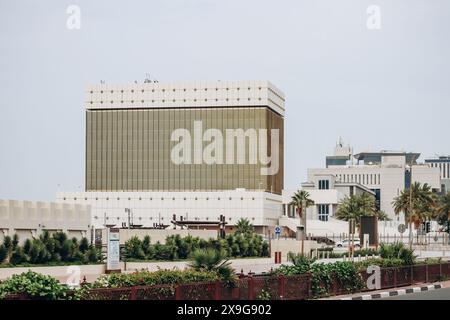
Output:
(274, 226), (281, 235)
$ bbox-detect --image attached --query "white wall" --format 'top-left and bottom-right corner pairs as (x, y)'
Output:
(56, 191), (283, 229)
(0, 200), (91, 243)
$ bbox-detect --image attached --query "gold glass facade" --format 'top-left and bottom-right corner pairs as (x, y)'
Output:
(86, 107), (284, 194)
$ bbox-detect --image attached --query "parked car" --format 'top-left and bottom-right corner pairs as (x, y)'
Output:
(335, 239), (361, 248)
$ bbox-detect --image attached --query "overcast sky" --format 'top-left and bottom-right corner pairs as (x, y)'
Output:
(1, 0), (449, 201)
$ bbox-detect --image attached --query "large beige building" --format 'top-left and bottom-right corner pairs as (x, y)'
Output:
(0, 200), (91, 243)
(59, 80), (285, 233)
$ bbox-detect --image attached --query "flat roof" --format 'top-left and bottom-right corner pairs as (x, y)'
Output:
(84, 80), (285, 116)
(354, 151), (420, 163)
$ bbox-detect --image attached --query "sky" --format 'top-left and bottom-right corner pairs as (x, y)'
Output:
(0, 0), (449, 201)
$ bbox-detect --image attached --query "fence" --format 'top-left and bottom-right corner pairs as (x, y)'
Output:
(5, 263), (450, 300)
(313, 233), (450, 246)
(78, 273), (312, 301)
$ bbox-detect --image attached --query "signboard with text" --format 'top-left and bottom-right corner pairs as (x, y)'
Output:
(107, 228), (120, 271)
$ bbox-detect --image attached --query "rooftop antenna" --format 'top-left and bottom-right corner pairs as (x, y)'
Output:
(144, 73), (152, 83)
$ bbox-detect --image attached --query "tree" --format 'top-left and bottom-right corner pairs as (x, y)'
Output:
(392, 182), (435, 248)
(437, 193), (450, 221)
(10, 247), (27, 265)
(85, 246), (100, 263)
(124, 236), (145, 260)
(12, 234), (19, 250)
(335, 193), (377, 227)
(23, 239), (32, 255)
(376, 211), (391, 221)
(79, 237), (89, 253)
(3, 236), (12, 252)
(235, 218), (254, 235)
(0, 245), (7, 263)
(289, 190), (314, 219)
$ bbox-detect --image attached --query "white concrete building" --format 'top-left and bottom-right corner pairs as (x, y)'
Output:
(425, 156), (450, 193)
(306, 143), (441, 220)
(0, 200), (91, 243)
(56, 191), (282, 234)
(283, 174), (376, 221)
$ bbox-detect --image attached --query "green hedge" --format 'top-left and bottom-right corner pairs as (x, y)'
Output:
(123, 233), (269, 261)
(91, 269), (219, 289)
(274, 258), (365, 298)
(0, 232), (102, 266)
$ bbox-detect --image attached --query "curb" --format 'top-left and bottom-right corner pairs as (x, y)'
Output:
(340, 283), (443, 300)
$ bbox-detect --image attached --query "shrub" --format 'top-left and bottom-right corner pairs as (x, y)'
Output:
(124, 236), (145, 260)
(3, 236), (12, 251)
(331, 261), (365, 294)
(122, 233), (270, 261)
(12, 234), (19, 251)
(91, 269), (219, 289)
(354, 258), (404, 269)
(0, 271), (69, 300)
(0, 233), (100, 267)
(0, 245), (7, 263)
(189, 249), (237, 285)
(379, 242), (416, 265)
(9, 247), (28, 265)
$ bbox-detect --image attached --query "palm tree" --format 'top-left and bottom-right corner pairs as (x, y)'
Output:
(335, 193), (377, 227)
(289, 190), (314, 219)
(392, 182), (435, 248)
(437, 193), (450, 237)
(437, 192), (450, 220)
(189, 248), (236, 285)
(290, 190), (314, 256)
(235, 218), (253, 235)
(376, 210), (391, 221)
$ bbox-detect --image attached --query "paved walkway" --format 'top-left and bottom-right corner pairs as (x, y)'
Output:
(322, 280), (450, 300)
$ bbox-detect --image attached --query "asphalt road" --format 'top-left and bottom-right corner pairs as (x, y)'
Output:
(383, 287), (450, 300)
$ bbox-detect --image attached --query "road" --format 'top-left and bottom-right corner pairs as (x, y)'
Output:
(383, 287), (450, 300)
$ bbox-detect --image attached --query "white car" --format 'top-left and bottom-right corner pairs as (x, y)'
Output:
(335, 239), (361, 248)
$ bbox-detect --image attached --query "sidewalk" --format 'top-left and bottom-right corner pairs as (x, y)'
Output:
(321, 280), (450, 300)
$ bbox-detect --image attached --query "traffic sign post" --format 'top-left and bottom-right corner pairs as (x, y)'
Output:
(274, 226), (281, 239)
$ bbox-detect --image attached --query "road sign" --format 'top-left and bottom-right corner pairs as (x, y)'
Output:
(274, 226), (281, 236)
(398, 224), (406, 234)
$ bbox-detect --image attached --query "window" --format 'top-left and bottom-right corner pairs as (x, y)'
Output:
(318, 180), (329, 190)
(318, 204), (330, 221)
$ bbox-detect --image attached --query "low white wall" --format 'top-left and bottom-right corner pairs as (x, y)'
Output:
(270, 239), (322, 262)
(0, 264), (106, 283)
